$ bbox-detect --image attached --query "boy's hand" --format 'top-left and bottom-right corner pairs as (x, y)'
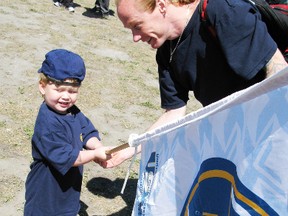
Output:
(93, 146), (112, 164)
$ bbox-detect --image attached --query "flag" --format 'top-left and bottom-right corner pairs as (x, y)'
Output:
(131, 67), (288, 215)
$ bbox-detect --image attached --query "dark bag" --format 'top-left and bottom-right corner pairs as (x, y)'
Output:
(200, 0), (288, 62)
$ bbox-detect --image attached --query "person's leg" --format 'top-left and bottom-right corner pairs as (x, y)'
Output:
(63, 0), (74, 12)
(98, 0), (109, 15)
(64, 0), (73, 6)
(95, 0), (100, 8)
(91, 0), (100, 13)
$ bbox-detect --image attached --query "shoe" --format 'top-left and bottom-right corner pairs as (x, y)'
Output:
(68, 6), (75, 12)
(93, 11), (109, 19)
(90, 5), (100, 13)
(54, 2), (62, 7)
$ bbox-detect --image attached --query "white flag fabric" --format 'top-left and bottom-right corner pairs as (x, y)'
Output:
(132, 67), (288, 216)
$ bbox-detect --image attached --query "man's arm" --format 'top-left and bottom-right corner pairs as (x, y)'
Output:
(265, 48), (288, 78)
(101, 106), (187, 168)
(147, 106), (187, 131)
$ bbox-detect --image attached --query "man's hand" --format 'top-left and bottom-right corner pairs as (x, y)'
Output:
(100, 146), (138, 168)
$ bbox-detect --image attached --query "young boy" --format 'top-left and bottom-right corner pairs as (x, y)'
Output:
(24, 49), (111, 215)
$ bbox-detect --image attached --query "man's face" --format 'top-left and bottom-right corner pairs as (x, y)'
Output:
(117, 0), (169, 49)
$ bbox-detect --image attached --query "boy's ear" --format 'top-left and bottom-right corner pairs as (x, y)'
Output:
(38, 82), (46, 95)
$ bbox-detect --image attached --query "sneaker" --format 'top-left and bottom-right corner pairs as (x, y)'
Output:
(90, 5), (100, 13)
(93, 11), (109, 19)
(54, 1), (62, 7)
(68, 6), (75, 12)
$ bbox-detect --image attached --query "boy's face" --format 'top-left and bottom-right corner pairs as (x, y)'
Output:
(39, 81), (79, 114)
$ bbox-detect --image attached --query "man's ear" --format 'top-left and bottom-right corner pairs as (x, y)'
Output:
(157, 0), (167, 15)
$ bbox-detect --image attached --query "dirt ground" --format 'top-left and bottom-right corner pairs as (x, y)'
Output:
(0, 0), (201, 215)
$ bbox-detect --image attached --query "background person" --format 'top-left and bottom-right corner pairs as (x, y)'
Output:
(53, 0), (75, 12)
(90, 0), (110, 18)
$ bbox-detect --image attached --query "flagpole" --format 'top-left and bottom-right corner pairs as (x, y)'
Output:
(105, 143), (129, 154)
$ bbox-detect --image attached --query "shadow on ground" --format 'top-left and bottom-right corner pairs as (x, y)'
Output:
(79, 177), (138, 216)
(82, 7), (115, 19)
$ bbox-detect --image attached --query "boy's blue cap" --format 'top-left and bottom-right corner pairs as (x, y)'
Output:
(38, 49), (86, 85)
